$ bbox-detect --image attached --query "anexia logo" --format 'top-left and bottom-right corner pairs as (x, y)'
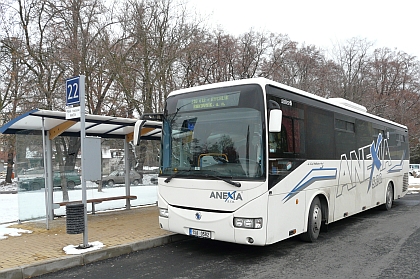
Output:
(209, 191), (243, 203)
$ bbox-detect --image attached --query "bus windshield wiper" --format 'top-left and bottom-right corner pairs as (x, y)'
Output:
(209, 174), (241, 187)
(201, 170), (241, 187)
(165, 169), (241, 187)
(164, 169), (193, 183)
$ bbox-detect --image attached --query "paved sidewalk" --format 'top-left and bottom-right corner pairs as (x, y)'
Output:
(0, 205), (186, 279)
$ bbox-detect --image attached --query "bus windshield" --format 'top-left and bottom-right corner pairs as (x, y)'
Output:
(161, 84), (266, 180)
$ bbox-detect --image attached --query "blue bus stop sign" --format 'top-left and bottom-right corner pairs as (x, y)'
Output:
(66, 76), (81, 106)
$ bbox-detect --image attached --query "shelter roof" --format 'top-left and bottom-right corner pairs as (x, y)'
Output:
(0, 109), (161, 140)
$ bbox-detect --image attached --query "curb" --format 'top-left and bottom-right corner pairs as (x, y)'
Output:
(0, 234), (189, 279)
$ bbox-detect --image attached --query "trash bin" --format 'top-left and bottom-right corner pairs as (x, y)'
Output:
(66, 203), (85, 234)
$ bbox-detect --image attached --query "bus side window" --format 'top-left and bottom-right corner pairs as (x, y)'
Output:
(269, 125), (288, 156)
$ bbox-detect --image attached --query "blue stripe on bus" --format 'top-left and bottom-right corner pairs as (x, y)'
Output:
(283, 168), (337, 203)
(387, 150), (406, 173)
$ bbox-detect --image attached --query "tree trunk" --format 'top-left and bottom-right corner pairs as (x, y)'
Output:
(5, 151), (14, 183)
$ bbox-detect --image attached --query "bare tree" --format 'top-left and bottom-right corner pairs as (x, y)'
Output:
(0, 36), (27, 183)
(367, 48), (420, 118)
(260, 33), (296, 81)
(2, 0), (420, 179)
(366, 48), (420, 160)
(331, 37), (373, 102)
(178, 29), (239, 85)
(115, 0), (196, 173)
(234, 30), (269, 79)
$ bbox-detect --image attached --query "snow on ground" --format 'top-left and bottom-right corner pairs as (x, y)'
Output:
(63, 241), (105, 255)
(0, 183), (17, 192)
(0, 223), (32, 240)
(408, 176), (420, 194)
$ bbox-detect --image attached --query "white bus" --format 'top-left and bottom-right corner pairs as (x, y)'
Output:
(135, 77), (409, 245)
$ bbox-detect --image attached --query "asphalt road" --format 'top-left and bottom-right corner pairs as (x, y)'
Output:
(34, 192), (420, 279)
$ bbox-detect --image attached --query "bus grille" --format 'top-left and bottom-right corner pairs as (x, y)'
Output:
(403, 172), (409, 192)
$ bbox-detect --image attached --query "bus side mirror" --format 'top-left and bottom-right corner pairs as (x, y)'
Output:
(269, 110), (282, 132)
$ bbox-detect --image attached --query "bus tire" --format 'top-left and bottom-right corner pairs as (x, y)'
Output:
(381, 182), (393, 211)
(300, 197), (322, 242)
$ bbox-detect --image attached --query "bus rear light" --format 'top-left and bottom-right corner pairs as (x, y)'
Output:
(159, 208), (169, 218)
(234, 217), (263, 229)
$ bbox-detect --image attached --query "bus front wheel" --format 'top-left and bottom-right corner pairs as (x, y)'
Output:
(300, 197), (322, 242)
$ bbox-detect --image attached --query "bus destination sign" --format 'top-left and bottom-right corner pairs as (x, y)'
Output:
(178, 92), (240, 112)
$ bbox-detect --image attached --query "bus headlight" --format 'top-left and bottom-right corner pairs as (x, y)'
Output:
(159, 208), (169, 218)
(233, 217), (263, 229)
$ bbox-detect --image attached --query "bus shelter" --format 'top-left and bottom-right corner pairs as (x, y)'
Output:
(0, 109), (161, 226)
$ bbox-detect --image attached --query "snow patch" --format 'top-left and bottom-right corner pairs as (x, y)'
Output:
(63, 241), (105, 254)
(0, 223), (32, 240)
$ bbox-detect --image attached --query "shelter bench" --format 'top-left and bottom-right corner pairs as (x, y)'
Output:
(53, 195), (137, 214)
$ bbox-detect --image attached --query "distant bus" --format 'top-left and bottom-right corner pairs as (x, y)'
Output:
(135, 78), (409, 245)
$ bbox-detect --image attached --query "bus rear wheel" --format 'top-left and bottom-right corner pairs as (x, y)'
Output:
(381, 183), (393, 211)
(300, 197), (322, 242)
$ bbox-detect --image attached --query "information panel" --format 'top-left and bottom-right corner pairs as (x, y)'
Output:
(177, 91), (240, 112)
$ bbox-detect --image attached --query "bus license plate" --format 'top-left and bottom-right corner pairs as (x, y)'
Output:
(189, 228), (211, 239)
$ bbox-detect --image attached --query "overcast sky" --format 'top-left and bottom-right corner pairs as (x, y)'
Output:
(189, 0), (419, 58)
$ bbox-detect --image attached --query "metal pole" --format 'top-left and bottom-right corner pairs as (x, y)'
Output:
(46, 131), (53, 221)
(124, 137), (130, 210)
(42, 118), (49, 230)
(80, 75), (89, 248)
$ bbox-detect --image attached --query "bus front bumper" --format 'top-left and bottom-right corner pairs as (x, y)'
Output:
(158, 205), (267, 245)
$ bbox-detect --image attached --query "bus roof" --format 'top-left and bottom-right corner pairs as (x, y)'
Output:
(168, 77), (407, 130)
